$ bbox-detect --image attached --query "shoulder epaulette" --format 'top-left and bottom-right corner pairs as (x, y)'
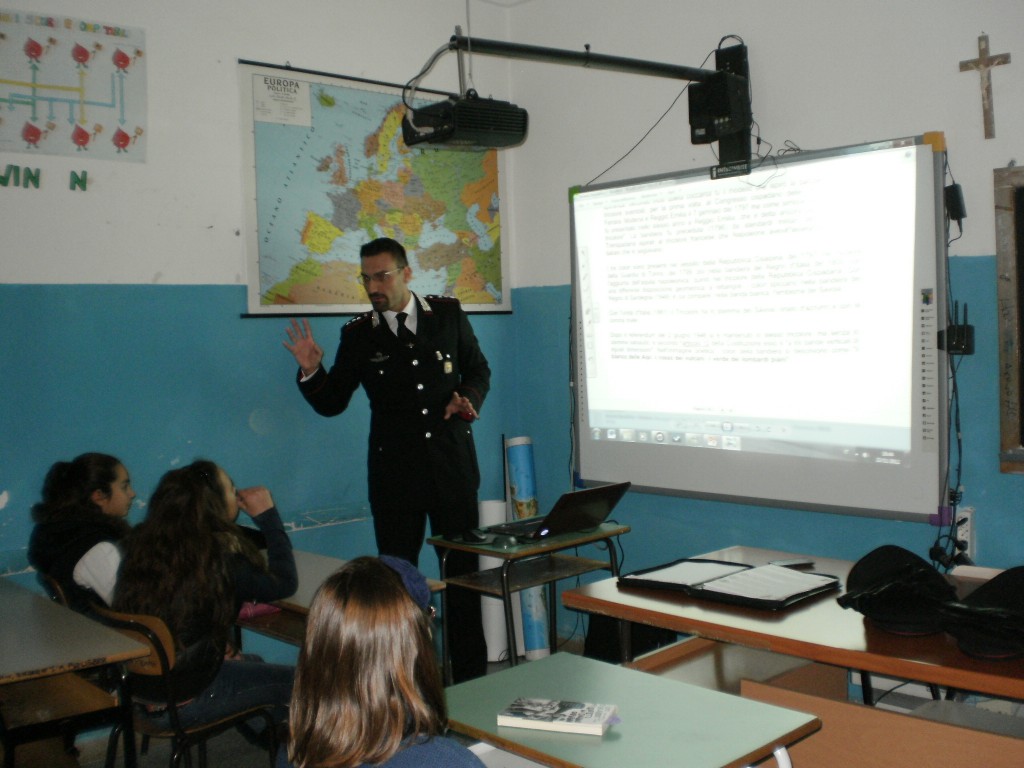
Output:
(343, 312), (373, 331)
(346, 311), (374, 325)
(425, 294), (459, 304)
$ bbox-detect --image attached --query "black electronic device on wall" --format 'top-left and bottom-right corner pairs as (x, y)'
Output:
(687, 43), (752, 171)
(402, 89), (528, 149)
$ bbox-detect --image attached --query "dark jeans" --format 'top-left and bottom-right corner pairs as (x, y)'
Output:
(140, 658), (294, 732)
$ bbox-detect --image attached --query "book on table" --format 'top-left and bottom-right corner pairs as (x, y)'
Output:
(619, 558), (840, 610)
(497, 697), (618, 735)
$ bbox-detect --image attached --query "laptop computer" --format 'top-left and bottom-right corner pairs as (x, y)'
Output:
(485, 481), (631, 541)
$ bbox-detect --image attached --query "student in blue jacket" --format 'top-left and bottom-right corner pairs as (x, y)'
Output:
(280, 556), (484, 768)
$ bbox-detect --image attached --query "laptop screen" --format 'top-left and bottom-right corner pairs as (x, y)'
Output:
(490, 481), (631, 539)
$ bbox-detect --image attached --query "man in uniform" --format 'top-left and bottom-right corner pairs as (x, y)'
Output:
(283, 237), (489, 682)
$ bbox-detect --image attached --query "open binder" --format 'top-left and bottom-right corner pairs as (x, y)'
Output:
(618, 558), (840, 610)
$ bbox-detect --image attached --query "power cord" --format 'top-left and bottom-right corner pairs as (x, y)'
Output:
(930, 154), (968, 572)
(584, 45), (717, 186)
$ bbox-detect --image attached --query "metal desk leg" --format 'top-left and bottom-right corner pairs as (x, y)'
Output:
(500, 561), (518, 666)
(547, 579), (558, 653)
(105, 666), (138, 768)
(860, 671), (875, 706)
(606, 537), (632, 662)
(606, 537), (621, 577)
(439, 548), (452, 686)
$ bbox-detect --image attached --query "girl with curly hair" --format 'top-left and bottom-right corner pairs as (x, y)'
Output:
(115, 459), (297, 734)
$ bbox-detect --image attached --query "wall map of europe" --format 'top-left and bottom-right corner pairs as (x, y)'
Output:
(239, 61), (508, 314)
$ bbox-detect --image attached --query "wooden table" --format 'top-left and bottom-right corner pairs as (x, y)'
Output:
(562, 545), (1024, 701)
(428, 523), (629, 683)
(0, 577), (148, 767)
(236, 550), (445, 645)
(446, 651), (820, 768)
(0, 577), (147, 685)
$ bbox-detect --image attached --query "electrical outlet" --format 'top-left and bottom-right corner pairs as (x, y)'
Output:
(954, 506), (975, 562)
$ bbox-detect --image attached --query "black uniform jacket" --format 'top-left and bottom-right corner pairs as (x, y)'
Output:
(298, 293), (490, 511)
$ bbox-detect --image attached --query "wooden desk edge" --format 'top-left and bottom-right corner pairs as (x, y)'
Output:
(448, 719), (583, 768)
(729, 717), (821, 768)
(450, 705), (821, 768)
(1, 645), (149, 686)
(274, 576), (444, 614)
(562, 575), (1024, 701)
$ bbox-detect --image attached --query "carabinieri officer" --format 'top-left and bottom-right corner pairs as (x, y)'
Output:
(284, 236), (489, 683)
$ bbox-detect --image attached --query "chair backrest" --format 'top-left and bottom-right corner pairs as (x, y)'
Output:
(37, 572), (70, 607)
(89, 604), (176, 677)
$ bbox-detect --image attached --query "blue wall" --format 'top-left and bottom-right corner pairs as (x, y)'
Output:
(3, 256), (1023, 643)
(0, 285), (513, 573)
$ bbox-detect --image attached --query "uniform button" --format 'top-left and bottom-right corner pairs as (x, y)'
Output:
(422, 408), (429, 415)
(412, 359), (419, 366)
(425, 432), (432, 438)
(378, 369), (384, 375)
(416, 383), (424, 390)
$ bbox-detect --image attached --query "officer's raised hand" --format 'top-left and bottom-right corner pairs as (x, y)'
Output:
(284, 318), (324, 377)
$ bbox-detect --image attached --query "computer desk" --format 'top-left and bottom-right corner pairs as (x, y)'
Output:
(561, 545), (1024, 701)
(428, 523), (629, 684)
(446, 651), (820, 768)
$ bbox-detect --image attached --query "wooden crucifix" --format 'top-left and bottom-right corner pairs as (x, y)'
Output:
(960, 34), (1011, 139)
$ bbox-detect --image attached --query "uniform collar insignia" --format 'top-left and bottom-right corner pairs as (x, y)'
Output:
(414, 292), (433, 317)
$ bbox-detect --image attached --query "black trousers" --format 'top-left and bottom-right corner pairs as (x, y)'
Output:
(372, 488), (487, 683)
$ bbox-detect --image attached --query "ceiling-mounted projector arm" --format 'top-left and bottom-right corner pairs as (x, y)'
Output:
(403, 31), (740, 154)
(449, 34), (716, 83)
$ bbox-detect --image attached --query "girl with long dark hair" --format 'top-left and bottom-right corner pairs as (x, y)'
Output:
(282, 556), (484, 768)
(115, 459), (297, 732)
(29, 452), (135, 609)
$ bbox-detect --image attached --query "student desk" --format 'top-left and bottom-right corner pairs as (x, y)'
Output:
(561, 545), (1024, 701)
(0, 577), (147, 684)
(236, 550), (445, 645)
(428, 523), (629, 683)
(0, 577), (148, 767)
(445, 651), (820, 768)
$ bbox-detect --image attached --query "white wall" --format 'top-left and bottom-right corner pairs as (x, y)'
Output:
(4, 0), (1022, 289)
(502, 0), (1023, 286)
(1, 0), (512, 284)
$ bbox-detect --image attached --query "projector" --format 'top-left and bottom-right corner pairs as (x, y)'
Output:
(402, 90), (528, 149)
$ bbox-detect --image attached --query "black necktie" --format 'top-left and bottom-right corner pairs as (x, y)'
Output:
(396, 311), (415, 345)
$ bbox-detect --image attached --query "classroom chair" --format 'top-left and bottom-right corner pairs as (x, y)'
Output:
(89, 605), (278, 768)
(37, 572), (70, 607)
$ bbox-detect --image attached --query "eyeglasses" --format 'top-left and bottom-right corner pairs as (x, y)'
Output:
(357, 267), (403, 286)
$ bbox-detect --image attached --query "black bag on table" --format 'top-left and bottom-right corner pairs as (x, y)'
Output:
(941, 566), (1024, 660)
(837, 544), (956, 635)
